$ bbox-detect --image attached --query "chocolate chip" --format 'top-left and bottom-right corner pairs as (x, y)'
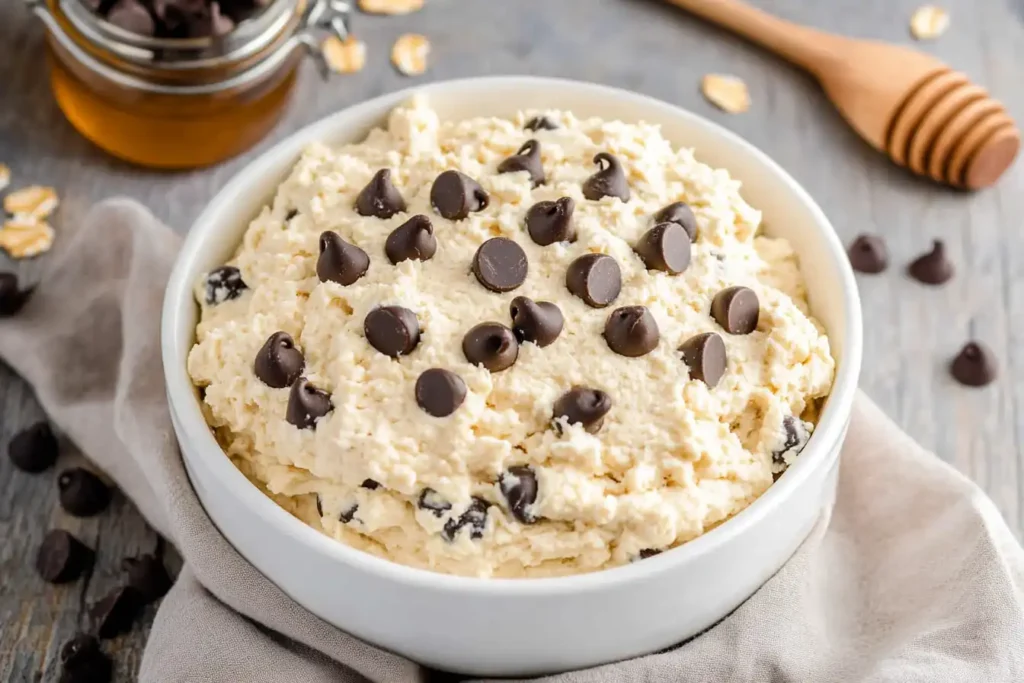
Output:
(107, 0), (156, 35)
(524, 115), (558, 131)
(317, 231), (370, 286)
(431, 170), (489, 220)
(500, 465), (538, 524)
(604, 306), (660, 357)
(203, 1), (235, 36)
(361, 478), (381, 490)
(364, 305), (420, 357)
(582, 152), (630, 202)
(711, 286), (759, 335)
(950, 341), (997, 387)
(315, 494), (323, 517)
(525, 197), (576, 246)
(679, 332), (727, 387)
(654, 202), (699, 241)
(0, 272), (32, 316)
(472, 237), (528, 292)
(59, 634), (111, 683)
(443, 497), (489, 541)
(463, 322), (519, 372)
(90, 586), (142, 639)
(122, 555), (172, 604)
(339, 503), (359, 524)
(35, 530), (95, 584)
(565, 253), (621, 308)
(385, 215), (436, 264)
(498, 140), (545, 187)
(553, 386), (612, 434)
(254, 332), (305, 389)
(355, 169), (406, 219)
(58, 468), (111, 517)
(847, 234), (888, 274)
(634, 223), (691, 274)
(772, 416), (809, 470)
(285, 209), (298, 221)
(415, 369), (467, 417)
(638, 548), (662, 560)
(8, 421), (59, 473)
(907, 239), (954, 285)
(418, 488), (451, 516)
(286, 378), (333, 429)
(509, 296), (563, 347)
(204, 266), (247, 305)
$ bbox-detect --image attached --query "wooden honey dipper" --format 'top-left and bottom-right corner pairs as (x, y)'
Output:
(665, 0), (1021, 189)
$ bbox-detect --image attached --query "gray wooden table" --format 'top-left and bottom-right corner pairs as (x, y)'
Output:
(2, 0), (1023, 679)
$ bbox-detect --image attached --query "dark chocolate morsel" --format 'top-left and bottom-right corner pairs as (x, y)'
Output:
(950, 341), (998, 387)
(431, 170), (489, 220)
(907, 239), (954, 285)
(634, 223), (691, 274)
(415, 369), (467, 417)
(0, 272), (32, 316)
(35, 530), (95, 584)
(364, 305), (420, 358)
(525, 197), (576, 246)
(603, 306), (660, 357)
(59, 634), (112, 683)
(524, 115), (558, 131)
(565, 253), (621, 308)
(204, 266), (247, 305)
(509, 296), (563, 347)
(552, 386), (612, 434)
(582, 152), (630, 202)
(122, 555), (172, 604)
(443, 497), (489, 541)
(58, 468), (111, 517)
(385, 215), (437, 264)
(679, 332), (727, 387)
(317, 231), (370, 286)
(711, 286), (759, 335)
(500, 465), (538, 524)
(107, 0), (156, 36)
(472, 237), (528, 292)
(90, 586), (143, 640)
(361, 479), (381, 490)
(8, 421), (59, 473)
(418, 488), (452, 517)
(847, 234), (888, 274)
(654, 202), (699, 242)
(339, 503), (359, 524)
(498, 140), (545, 187)
(638, 548), (662, 560)
(772, 416), (809, 475)
(254, 332), (305, 389)
(286, 378), (333, 429)
(355, 169), (406, 219)
(462, 322), (519, 372)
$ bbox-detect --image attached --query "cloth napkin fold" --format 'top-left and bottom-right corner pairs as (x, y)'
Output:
(2, 198), (1023, 683)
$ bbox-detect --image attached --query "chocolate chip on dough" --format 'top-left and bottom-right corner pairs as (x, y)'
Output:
(472, 238), (528, 293)
(418, 488), (452, 517)
(525, 197), (575, 246)
(204, 266), (247, 305)
(385, 215), (437, 264)
(582, 152), (630, 202)
(443, 497), (489, 541)
(654, 202), (699, 242)
(679, 332), (727, 387)
(638, 548), (662, 560)
(317, 232), (370, 286)
(462, 322), (519, 372)
(286, 379), (333, 429)
(500, 465), (538, 524)
(509, 296), (563, 347)
(950, 341), (997, 387)
(553, 386), (612, 434)
(355, 169), (406, 219)
(35, 530), (95, 584)
(603, 306), (660, 357)
(524, 115), (558, 131)
(847, 234), (888, 274)
(710, 286), (759, 335)
(907, 239), (954, 285)
(634, 223), (691, 274)
(361, 479), (381, 490)
(498, 140), (545, 187)
(431, 170), (489, 220)
(9, 421), (59, 473)
(565, 254), (621, 308)
(58, 468), (111, 517)
(254, 332), (305, 389)
(364, 305), (420, 358)
(415, 368), (467, 417)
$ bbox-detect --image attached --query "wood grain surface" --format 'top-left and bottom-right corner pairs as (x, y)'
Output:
(2, 0), (1023, 679)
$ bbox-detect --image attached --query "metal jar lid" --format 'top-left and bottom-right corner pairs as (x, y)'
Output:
(25, 0), (351, 94)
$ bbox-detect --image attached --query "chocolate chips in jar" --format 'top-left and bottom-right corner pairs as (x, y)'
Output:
(82, 0), (272, 39)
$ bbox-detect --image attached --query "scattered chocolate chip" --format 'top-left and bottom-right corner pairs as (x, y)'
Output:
(772, 416), (809, 471)
(315, 494), (323, 517)
(317, 231), (370, 286)
(525, 197), (576, 246)
(254, 332), (305, 389)
(443, 497), (489, 541)
(59, 634), (111, 683)
(679, 332), (727, 387)
(58, 468), (111, 517)
(8, 421), (59, 473)
(565, 253), (621, 308)
(654, 202), (699, 242)
(509, 296), (563, 347)
(711, 286), (759, 335)
(524, 115), (558, 131)
(634, 223), (691, 274)
(463, 322), (519, 372)
(908, 239), (954, 285)
(201, 1), (235, 36)
(431, 170), (489, 220)
(364, 305), (420, 357)
(500, 465), (538, 524)
(339, 503), (359, 524)
(355, 169), (406, 219)
(35, 530), (95, 584)
(415, 369), (467, 417)
(498, 140), (545, 187)
(0, 272), (32, 316)
(950, 341), (997, 387)
(604, 306), (660, 357)
(638, 548), (662, 560)
(472, 237), (528, 292)
(582, 152), (630, 202)
(553, 386), (612, 434)
(418, 488), (452, 517)
(107, 0), (156, 35)
(361, 478), (381, 490)
(204, 266), (247, 305)
(122, 555), (172, 604)
(847, 234), (888, 274)
(286, 378), (333, 429)
(90, 586), (142, 640)
(285, 209), (298, 221)
(385, 215), (437, 265)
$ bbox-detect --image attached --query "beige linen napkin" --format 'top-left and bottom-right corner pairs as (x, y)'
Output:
(2, 198), (1023, 682)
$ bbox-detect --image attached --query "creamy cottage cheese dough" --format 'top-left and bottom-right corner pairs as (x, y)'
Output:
(188, 97), (835, 578)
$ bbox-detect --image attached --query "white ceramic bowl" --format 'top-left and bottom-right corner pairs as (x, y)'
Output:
(162, 77), (862, 677)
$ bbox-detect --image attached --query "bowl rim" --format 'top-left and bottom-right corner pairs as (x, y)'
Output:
(161, 75), (863, 595)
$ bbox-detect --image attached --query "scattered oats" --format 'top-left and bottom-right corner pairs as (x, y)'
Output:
(359, 0), (423, 15)
(910, 6), (949, 40)
(701, 74), (751, 114)
(0, 216), (55, 259)
(322, 35), (366, 74)
(3, 185), (59, 219)
(391, 34), (430, 77)
(0, 164), (10, 192)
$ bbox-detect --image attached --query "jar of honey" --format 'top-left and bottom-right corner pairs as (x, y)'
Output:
(25, 0), (350, 169)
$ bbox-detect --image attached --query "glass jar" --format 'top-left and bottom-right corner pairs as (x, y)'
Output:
(25, 0), (350, 169)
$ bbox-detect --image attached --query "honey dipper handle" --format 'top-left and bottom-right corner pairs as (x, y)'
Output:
(663, 0), (844, 75)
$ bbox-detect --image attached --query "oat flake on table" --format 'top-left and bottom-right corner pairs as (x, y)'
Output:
(909, 6), (949, 40)
(0, 215), (55, 259)
(322, 35), (366, 74)
(701, 74), (751, 114)
(3, 185), (59, 220)
(358, 0), (423, 15)
(391, 34), (430, 76)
